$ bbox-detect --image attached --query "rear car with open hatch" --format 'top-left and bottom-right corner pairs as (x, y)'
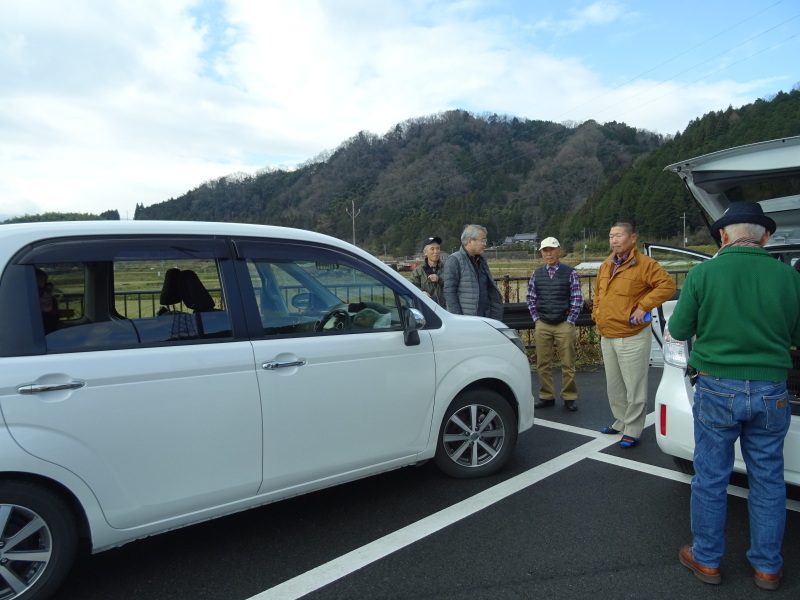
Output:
(650, 135), (800, 482)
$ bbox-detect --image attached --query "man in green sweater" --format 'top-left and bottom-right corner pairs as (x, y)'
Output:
(669, 202), (800, 591)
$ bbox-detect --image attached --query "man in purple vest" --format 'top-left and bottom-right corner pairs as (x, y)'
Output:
(527, 237), (583, 411)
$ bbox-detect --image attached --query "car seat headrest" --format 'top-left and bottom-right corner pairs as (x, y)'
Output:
(159, 268), (182, 306)
(179, 270), (216, 312)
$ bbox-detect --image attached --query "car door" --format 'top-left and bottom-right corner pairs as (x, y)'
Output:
(233, 239), (437, 493)
(643, 243), (711, 352)
(0, 237), (263, 529)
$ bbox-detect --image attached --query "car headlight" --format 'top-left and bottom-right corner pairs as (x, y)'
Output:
(663, 328), (688, 368)
(498, 328), (527, 355)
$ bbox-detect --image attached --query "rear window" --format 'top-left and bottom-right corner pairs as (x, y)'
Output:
(5, 236), (235, 354)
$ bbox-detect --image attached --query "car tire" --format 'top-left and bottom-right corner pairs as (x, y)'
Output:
(673, 457), (696, 475)
(0, 481), (79, 600)
(434, 389), (518, 479)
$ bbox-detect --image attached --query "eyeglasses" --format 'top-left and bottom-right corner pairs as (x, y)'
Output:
(38, 282), (54, 296)
(472, 237), (488, 244)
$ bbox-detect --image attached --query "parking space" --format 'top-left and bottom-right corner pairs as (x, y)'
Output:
(56, 368), (800, 599)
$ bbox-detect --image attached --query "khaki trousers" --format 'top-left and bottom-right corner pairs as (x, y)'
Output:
(535, 320), (578, 401)
(600, 327), (651, 438)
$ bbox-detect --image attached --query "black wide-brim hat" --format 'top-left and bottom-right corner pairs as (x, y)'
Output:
(710, 201), (776, 243)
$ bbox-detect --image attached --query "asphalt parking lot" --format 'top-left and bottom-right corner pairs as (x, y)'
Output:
(57, 367), (800, 600)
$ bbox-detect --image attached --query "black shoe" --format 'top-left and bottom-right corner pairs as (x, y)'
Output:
(534, 399), (555, 409)
(564, 400), (577, 411)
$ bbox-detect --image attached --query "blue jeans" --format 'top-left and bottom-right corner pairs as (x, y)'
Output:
(690, 375), (791, 573)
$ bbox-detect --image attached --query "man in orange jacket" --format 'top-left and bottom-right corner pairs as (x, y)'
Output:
(592, 221), (676, 448)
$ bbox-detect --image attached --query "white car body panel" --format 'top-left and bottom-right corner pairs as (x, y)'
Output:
(1, 344), (264, 529)
(253, 329), (437, 491)
(426, 317), (535, 434)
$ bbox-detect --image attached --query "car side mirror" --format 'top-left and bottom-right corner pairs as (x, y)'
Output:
(402, 307), (425, 346)
(291, 293), (310, 310)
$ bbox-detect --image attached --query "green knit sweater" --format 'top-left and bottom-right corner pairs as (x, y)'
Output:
(668, 246), (800, 382)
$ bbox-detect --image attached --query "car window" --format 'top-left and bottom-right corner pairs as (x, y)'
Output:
(240, 244), (411, 337)
(25, 242), (234, 353)
(35, 262), (85, 324)
(645, 245), (711, 290)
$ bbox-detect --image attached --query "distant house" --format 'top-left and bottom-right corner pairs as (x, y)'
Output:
(501, 233), (538, 247)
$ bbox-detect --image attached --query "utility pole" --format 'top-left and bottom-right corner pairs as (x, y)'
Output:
(346, 199), (360, 247)
(680, 213), (687, 247)
(582, 227), (587, 261)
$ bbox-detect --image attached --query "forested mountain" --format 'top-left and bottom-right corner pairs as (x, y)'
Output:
(125, 86), (797, 254)
(135, 112), (663, 255)
(2, 210), (120, 224)
(570, 89), (800, 248)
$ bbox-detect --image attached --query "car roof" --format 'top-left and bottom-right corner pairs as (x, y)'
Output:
(0, 220), (421, 288)
(665, 136), (800, 248)
(0, 221), (381, 265)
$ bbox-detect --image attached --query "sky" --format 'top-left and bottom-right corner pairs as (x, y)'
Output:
(1, 0), (798, 221)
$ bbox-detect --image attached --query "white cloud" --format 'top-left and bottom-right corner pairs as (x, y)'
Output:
(561, 1), (629, 32)
(0, 0), (796, 220)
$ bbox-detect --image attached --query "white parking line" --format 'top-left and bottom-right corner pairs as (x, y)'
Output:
(247, 433), (618, 600)
(541, 417), (800, 512)
(247, 413), (798, 600)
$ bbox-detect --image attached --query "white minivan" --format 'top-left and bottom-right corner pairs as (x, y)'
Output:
(651, 135), (800, 482)
(0, 221), (535, 600)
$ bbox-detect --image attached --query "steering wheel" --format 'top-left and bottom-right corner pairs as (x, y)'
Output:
(315, 308), (352, 332)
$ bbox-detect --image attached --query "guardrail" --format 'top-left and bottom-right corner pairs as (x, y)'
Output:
(495, 271), (692, 330)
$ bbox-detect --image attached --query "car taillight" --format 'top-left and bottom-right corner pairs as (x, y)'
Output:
(660, 404), (667, 436)
(662, 327), (688, 368)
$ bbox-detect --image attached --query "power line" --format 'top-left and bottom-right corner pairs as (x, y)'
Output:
(552, 0), (790, 121)
(610, 32), (799, 123)
(586, 16), (800, 122)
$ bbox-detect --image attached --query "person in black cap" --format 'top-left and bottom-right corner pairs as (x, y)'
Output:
(409, 236), (446, 308)
(669, 202), (800, 590)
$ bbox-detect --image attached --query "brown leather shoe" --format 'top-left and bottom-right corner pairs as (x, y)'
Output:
(679, 545), (721, 585)
(753, 568), (782, 590)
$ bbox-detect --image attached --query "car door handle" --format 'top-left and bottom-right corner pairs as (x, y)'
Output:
(18, 381), (86, 395)
(262, 360), (307, 370)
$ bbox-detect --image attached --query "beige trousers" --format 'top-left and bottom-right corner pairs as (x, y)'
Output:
(600, 327), (651, 438)
(535, 320), (578, 401)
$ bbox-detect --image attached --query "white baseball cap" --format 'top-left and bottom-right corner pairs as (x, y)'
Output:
(539, 237), (560, 250)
